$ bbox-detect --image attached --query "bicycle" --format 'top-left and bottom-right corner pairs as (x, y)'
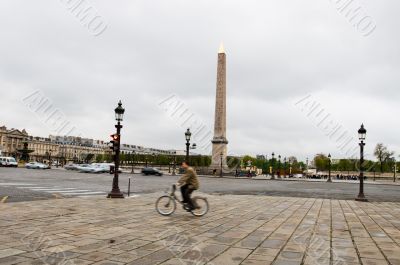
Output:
(155, 184), (209, 216)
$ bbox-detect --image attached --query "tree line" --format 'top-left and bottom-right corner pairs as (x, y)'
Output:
(313, 143), (398, 173)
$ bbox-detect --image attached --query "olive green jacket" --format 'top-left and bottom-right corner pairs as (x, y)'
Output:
(178, 167), (199, 190)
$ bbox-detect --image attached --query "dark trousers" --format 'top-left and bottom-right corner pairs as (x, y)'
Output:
(180, 184), (194, 208)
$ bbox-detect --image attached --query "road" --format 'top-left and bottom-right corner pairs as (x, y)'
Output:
(0, 167), (399, 202)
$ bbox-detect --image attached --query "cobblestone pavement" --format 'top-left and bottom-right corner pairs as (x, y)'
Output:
(1, 193), (400, 265)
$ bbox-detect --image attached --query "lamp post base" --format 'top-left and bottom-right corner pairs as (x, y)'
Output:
(107, 191), (124, 198)
(327, 179), (332, 182)
(355, 194), (368, 202)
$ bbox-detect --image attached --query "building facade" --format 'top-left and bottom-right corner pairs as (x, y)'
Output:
(1, 124), (179, 163)
(27, 136), (60, 162)
(0, 126), (29, 157)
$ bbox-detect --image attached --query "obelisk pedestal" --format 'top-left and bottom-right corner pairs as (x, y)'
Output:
(210, 44), (228, 171)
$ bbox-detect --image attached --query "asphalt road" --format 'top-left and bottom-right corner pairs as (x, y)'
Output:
(0, 167), (399, 202)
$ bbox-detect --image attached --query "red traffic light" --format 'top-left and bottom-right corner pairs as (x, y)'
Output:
(110, 134), (119, 141)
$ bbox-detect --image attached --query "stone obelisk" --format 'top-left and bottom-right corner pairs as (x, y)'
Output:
(210, 43), (228, 170)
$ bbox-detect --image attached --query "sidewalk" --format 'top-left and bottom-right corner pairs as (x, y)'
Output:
(251, 175), (400, 185)
(199, 174), (400, 186)
(1, 193), (400, 265)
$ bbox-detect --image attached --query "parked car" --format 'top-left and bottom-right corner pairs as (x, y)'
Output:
(78, 163), (122, 174)
(75, 164), (91, 171)
(25, 162), (50, 169)
(64, 163), (80, 170)
(0, 157), (18, 167)
(141, 167), (163, 176)
(79, 163), (107, 173)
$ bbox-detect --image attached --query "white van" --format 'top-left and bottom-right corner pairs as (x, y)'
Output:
(0, 157), (18, 167)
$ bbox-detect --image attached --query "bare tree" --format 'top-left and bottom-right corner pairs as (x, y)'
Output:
(374, 143), (395, 173)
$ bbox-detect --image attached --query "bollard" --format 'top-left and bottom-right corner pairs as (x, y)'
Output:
(128, 177), (131, 197)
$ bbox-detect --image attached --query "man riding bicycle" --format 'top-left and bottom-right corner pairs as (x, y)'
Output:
(177, 161), (199, 211)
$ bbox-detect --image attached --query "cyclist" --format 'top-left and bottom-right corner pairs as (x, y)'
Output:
(177, 161), (199, 211)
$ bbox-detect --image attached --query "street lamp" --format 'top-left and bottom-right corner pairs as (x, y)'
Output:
(108, 100), (125, 199)
(220, 152), (223, 178)
(271, 152), (275, 180)
(172, 155), (177, 176)
(278, 155), (281, 178)
(184, 128), (196, 162)
(284, 157), (287, 178)
(185, 128), (191, 162)
(48, 149), (52, 168)
(356, 124), (367, 202)
(327, 153), (332, 182)
(393, 158), (397, 182)
(131, 151), (135, 174)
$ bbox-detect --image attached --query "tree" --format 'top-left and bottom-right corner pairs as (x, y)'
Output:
(95, 154), (103, 163)
(84, 153), (94, 163)
(374, 143), (395, 173)
(314, 154), (329, 172)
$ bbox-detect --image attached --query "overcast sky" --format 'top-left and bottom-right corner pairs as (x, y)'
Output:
(0, 0), (399, 161)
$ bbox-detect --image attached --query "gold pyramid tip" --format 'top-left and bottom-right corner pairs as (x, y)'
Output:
(218, 42), (225, 54)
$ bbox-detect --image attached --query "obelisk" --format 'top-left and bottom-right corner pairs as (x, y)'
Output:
(210, 43), (228, 170)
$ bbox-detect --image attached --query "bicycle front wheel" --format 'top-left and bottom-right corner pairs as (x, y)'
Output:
(155, 195), (176, 216)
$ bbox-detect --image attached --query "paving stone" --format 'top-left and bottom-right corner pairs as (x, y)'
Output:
(78, 251), (113, 261)
(210, 247), (252, 264)
(361, 258), (389, 265)
(260, 239), (286, 249)
(91, 260), (125, 265)
(241, 259), (272, 265)
(1, 194), (400, 264)
(0, 255), (32, 265)
(0, 249), (25, 259)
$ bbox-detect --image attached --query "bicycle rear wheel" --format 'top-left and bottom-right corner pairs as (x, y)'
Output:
(156, 195), (176, 216)
(191, 197), (209, 217)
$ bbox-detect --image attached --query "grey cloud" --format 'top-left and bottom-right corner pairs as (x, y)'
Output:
(0, 0), (399, 160)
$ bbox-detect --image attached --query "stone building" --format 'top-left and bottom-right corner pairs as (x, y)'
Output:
(27, 136), (60, 162)
(1, 124), (175, 163)
(0, 126), (29, 157)
(59, 143), (106, 163)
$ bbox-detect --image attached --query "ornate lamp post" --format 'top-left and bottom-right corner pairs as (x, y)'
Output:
(185, 128), (191, 162)
(107, 100), (125, 199)
(46, 150), (53, 168)
(184, 128), (196, 162)
(373, 163), (376, 181)
(172, 155), (177, 176)
(327, 153), (332, 182)
(278, 155), (281, 178)
(131, 151), (135, 174)
(284, 157), (287, 178)
(356, 124), (367, 202)
(271, 152), (275, 180)
(220, 152), (223, 178)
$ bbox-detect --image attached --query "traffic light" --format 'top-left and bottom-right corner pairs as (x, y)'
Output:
(110, 134), (120, 152)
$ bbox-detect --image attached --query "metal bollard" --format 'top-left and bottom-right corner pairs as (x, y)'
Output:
(128, 177), (131, 197)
